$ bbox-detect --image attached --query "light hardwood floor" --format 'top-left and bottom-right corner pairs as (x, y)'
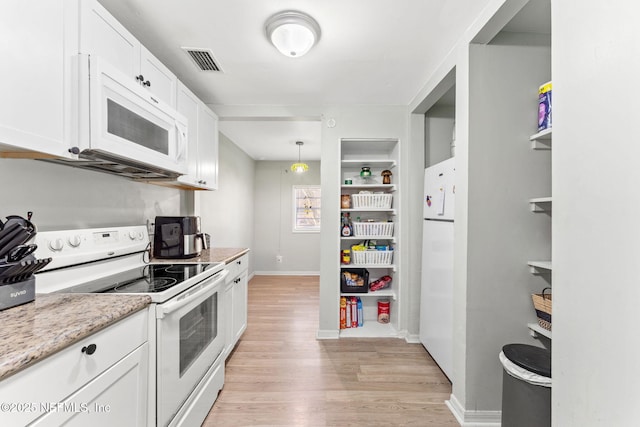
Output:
(203, 275), (458, 426)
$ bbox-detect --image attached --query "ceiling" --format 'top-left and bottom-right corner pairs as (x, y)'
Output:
(97, 0), (546, 161)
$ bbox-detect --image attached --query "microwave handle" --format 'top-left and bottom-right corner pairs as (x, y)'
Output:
(176, 121), (187, 162)
(157, 269), (228, 318)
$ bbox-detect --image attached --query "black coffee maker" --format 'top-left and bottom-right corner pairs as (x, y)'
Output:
(153, 216), (207, 259)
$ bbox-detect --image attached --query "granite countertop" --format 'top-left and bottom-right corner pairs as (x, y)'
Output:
(0, 293), (151, 381)
(152, 247), (249, 265)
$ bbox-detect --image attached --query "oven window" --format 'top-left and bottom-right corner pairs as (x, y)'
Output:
(107, 99), (169, 154)
(179, 292), (217, 376)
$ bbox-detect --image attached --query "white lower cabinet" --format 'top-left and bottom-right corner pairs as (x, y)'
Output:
(224, 254), (249, 358)
(0, 310), (148, 427)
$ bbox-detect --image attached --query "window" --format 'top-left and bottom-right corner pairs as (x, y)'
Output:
(293, 185), (321, 232)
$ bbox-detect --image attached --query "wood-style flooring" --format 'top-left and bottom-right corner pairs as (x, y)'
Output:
(203, 275), (457, 426)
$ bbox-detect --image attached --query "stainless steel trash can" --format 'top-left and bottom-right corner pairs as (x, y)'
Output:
(500, 344), (551, 427)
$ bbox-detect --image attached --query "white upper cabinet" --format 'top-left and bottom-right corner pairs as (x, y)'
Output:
(175, 81), (219, 190)
(79, 0), (177, 107)
(0, 2), (72, 158)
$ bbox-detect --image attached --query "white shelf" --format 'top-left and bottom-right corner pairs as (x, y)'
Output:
(529, 128), (552, 150)
(342, 264), (396, 270)
(339, 321), (398, 338)
(341, 236), (395, 241)
(528, 322), (552, 339)
(341, 184), (396, 191)
(529, 197), (552, 212)
(341, 208), (396, 214)
(341, 289), (396, 300)
(341, 159), (396, 169)
(528, 261), (552, 274)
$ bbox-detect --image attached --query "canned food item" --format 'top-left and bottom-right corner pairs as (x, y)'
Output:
(378, 299), (390, 323)
(341, 194), (351, 208)
(344, 179), (352, 185)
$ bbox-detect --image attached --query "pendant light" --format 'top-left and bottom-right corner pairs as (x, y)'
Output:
(291, 141), (309, 173)
(265, 11), (321, 58)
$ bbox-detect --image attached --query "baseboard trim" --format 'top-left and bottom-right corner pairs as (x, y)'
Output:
(446, 394), (501, 427)
(316, 329), (339, 340)
(404, 333), (420, 344)
(253, 271), (320, 276)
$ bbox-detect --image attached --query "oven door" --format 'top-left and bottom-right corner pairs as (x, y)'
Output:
(156, 269), (228, 426)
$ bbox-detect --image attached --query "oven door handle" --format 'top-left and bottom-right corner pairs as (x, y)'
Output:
(157, 269), (228, 318)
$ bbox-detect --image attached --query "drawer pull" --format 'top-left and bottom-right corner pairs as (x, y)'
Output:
(81, 344), (97, 355)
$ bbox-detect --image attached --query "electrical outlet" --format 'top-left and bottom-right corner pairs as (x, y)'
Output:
(276, 255), (283, 263)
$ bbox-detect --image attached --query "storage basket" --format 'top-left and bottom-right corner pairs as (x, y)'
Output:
(531, 287), (552, 331)
(351, 193), (393, 209)
(341, 268), (369, 293)
(351, 250), (393, 265)
(352, 222), (394, 237)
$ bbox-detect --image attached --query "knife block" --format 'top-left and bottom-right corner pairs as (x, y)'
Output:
(0, 276), (35, 311)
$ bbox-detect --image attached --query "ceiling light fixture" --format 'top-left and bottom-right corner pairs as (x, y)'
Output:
(265, 10), (321, 58)
(291, 141), (309, 173)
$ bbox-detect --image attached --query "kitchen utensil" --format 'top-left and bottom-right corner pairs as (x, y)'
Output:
(0, 256), (51, 284)
(0, 214), (37, 259)
(4, 243), (37, 263)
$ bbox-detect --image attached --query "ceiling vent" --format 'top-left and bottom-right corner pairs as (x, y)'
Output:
(182, 47), (222, 72)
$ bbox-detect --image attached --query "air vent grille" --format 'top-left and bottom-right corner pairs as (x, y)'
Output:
(183, 48), (222, 72)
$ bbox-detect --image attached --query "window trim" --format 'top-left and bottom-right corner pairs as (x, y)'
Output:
(292, 185), (321, 233)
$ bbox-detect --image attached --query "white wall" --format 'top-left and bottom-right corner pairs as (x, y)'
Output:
(0, 159), (186, 230)
(252, 161), (321, 274)
(552, 2), (640, 425)
(461, 37), (551, 412)
(197, 132), (255, 252)
(318, 105), (409, 337)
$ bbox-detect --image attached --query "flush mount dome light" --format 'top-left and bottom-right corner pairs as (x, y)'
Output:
(265, 10), (321, 58)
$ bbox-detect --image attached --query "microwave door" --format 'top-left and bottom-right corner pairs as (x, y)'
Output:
(87, 56), (188, 175)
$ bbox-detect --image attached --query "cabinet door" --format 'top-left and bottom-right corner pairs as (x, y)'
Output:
(232, 271), (248, 343)
(79, 0), (140, 81)
(197, 106), (219, 190)
(32, 344), (149, 427)
(0, 1), (70, 157)
(140, 46), (177, 107)
(176, 82), (200, 184)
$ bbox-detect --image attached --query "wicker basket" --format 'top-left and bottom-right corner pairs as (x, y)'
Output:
(352, 222), (394, 237)
(351, 194), (393, 209)
(531, 287), (552, 331)
(351, 250), (393, 265)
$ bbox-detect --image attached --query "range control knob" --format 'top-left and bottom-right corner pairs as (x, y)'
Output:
(137, 231), (144, 240)
(128, 231), (138, 240)
(48, 238), (64, 252)
(67, 235), (82, 248)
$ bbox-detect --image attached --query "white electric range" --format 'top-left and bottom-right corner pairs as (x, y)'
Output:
(34, 225), (227, 427)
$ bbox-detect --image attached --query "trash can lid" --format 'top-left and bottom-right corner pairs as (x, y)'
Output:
(502, 344), (551, 378)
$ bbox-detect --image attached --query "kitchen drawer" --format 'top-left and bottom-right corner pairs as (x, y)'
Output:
(0, 309), (148, 426)
(225, 253), (249, 283)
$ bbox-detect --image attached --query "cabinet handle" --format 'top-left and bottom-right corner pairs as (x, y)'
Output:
(236, 260), (241, 265)
(68, 146), (80, 155)
(143, 80), (151, 87)
(81, 344), (97, 355)
(136, 74), (144, 82)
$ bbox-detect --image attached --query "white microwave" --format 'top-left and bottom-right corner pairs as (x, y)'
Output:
(65, 54), (188, 180)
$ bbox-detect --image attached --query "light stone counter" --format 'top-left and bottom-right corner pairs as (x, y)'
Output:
(0, 293), (151, 381)
(152, 247), (249, 265)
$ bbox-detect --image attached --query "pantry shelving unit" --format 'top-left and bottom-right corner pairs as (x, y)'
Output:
(339, 138), (400, 338)
(527, 128), (552, 339)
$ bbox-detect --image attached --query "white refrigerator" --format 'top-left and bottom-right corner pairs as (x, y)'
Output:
(419, 157), (455, 379)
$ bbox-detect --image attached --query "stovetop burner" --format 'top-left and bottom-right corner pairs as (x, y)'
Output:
(59, 262), (220, 296)
(113, 277), (178, 293)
